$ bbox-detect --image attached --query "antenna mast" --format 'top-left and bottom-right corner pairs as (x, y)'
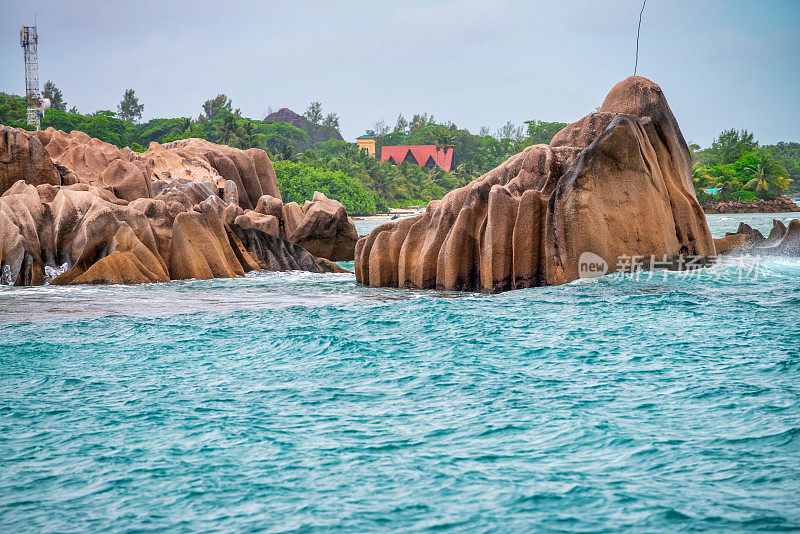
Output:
(20, 24), (42, 130)
(634, 0), (647, 76)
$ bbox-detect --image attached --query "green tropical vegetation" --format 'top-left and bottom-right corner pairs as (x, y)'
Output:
(0, 87), (566, 214)
(1, 84), (798, 214)
(691, 129), (797, 202)
(273, 160), (377, 215)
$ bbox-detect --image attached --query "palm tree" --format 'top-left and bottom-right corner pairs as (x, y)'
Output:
(708, 164), (742, 200)
(744, 153), (792, 198)
(219, 113), (238, 145)
(429, 127), (454, 170)
(370, 170), (399, 199)
(453, 163), (473, 188)
(692, 162), (713, 190)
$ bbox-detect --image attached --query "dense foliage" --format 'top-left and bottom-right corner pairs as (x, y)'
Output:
(273, 160), (378, 215)
(368, 115), (568, 183)
(0, 91), (310, 153)
(2, 87), (798, 214)
(691, 129), (796, 201)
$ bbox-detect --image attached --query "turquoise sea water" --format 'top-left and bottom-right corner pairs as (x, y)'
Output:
(2, 212), (800, 532)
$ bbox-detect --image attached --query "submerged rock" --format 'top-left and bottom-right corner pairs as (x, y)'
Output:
(716, 219), (800, 256)
(355, 76), (715, 292)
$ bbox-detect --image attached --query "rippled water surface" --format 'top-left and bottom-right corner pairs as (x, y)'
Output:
(2, 213), (800, 532)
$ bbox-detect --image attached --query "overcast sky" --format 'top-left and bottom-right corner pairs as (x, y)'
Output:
(2, 0), (798, 146)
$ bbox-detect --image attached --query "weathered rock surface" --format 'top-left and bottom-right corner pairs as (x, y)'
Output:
(159, 138), (282, 210)
(0, 127), (354, 286)
(229, 224), (348, 274)
(284, 192), (358, 262)
(715, 219), (800, 256)
(14, 129), (357, 261)
(35, 128), (153, 201)
(1, 126), (60, 194)
(169, 199), (247, 280)
(355, 76), (716, 292)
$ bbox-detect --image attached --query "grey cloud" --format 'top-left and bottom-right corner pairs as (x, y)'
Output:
(1, 0), (797, 145)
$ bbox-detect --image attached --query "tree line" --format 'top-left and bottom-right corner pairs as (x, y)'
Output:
(1, 81), (797, 215)
(690, 129), (797, 202)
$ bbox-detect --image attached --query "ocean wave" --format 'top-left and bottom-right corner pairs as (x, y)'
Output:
(1, 230), (799, 533)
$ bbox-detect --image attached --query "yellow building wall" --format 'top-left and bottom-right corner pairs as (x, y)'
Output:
(356, 138), (376, 156)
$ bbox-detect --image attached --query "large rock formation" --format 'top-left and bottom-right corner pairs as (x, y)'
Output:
(355, 77), (716, 292)
(2, 126), (356, 262)
(283, 192), (358, 261)
(0, 126), (355, 286)
(34, 128), (153, 201)
(158, 138), (281, 210)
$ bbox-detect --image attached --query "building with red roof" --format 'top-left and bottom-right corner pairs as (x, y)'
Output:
(380, 145), (453, 172)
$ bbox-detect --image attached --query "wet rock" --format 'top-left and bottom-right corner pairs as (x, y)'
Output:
(52, 223), (169, 285)
(765, 219), (787, 246)
(714, 233), (754, 255)
(228, 223), (347, 273)
(715, 218), (800, 256)
(765, 219), (800, 255)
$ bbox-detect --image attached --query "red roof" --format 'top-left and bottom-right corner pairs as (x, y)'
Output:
(380, 145), (453, 172)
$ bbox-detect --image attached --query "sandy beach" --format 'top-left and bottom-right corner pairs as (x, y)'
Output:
(352, 207), (423, 221)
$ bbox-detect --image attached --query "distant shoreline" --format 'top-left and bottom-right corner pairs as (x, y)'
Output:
(352, 207), (423, 221)
(702, 197), (800, 214)
(354, 200), (800, 219)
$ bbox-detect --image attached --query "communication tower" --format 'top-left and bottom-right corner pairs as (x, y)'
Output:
(20, 25), (46, 130)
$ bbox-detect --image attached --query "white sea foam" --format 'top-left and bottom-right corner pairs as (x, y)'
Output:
(44, 263), (70, 284)
(1, 264), (12, 285)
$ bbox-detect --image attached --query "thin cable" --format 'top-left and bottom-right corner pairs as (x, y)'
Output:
(634, 0), (647, 76)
